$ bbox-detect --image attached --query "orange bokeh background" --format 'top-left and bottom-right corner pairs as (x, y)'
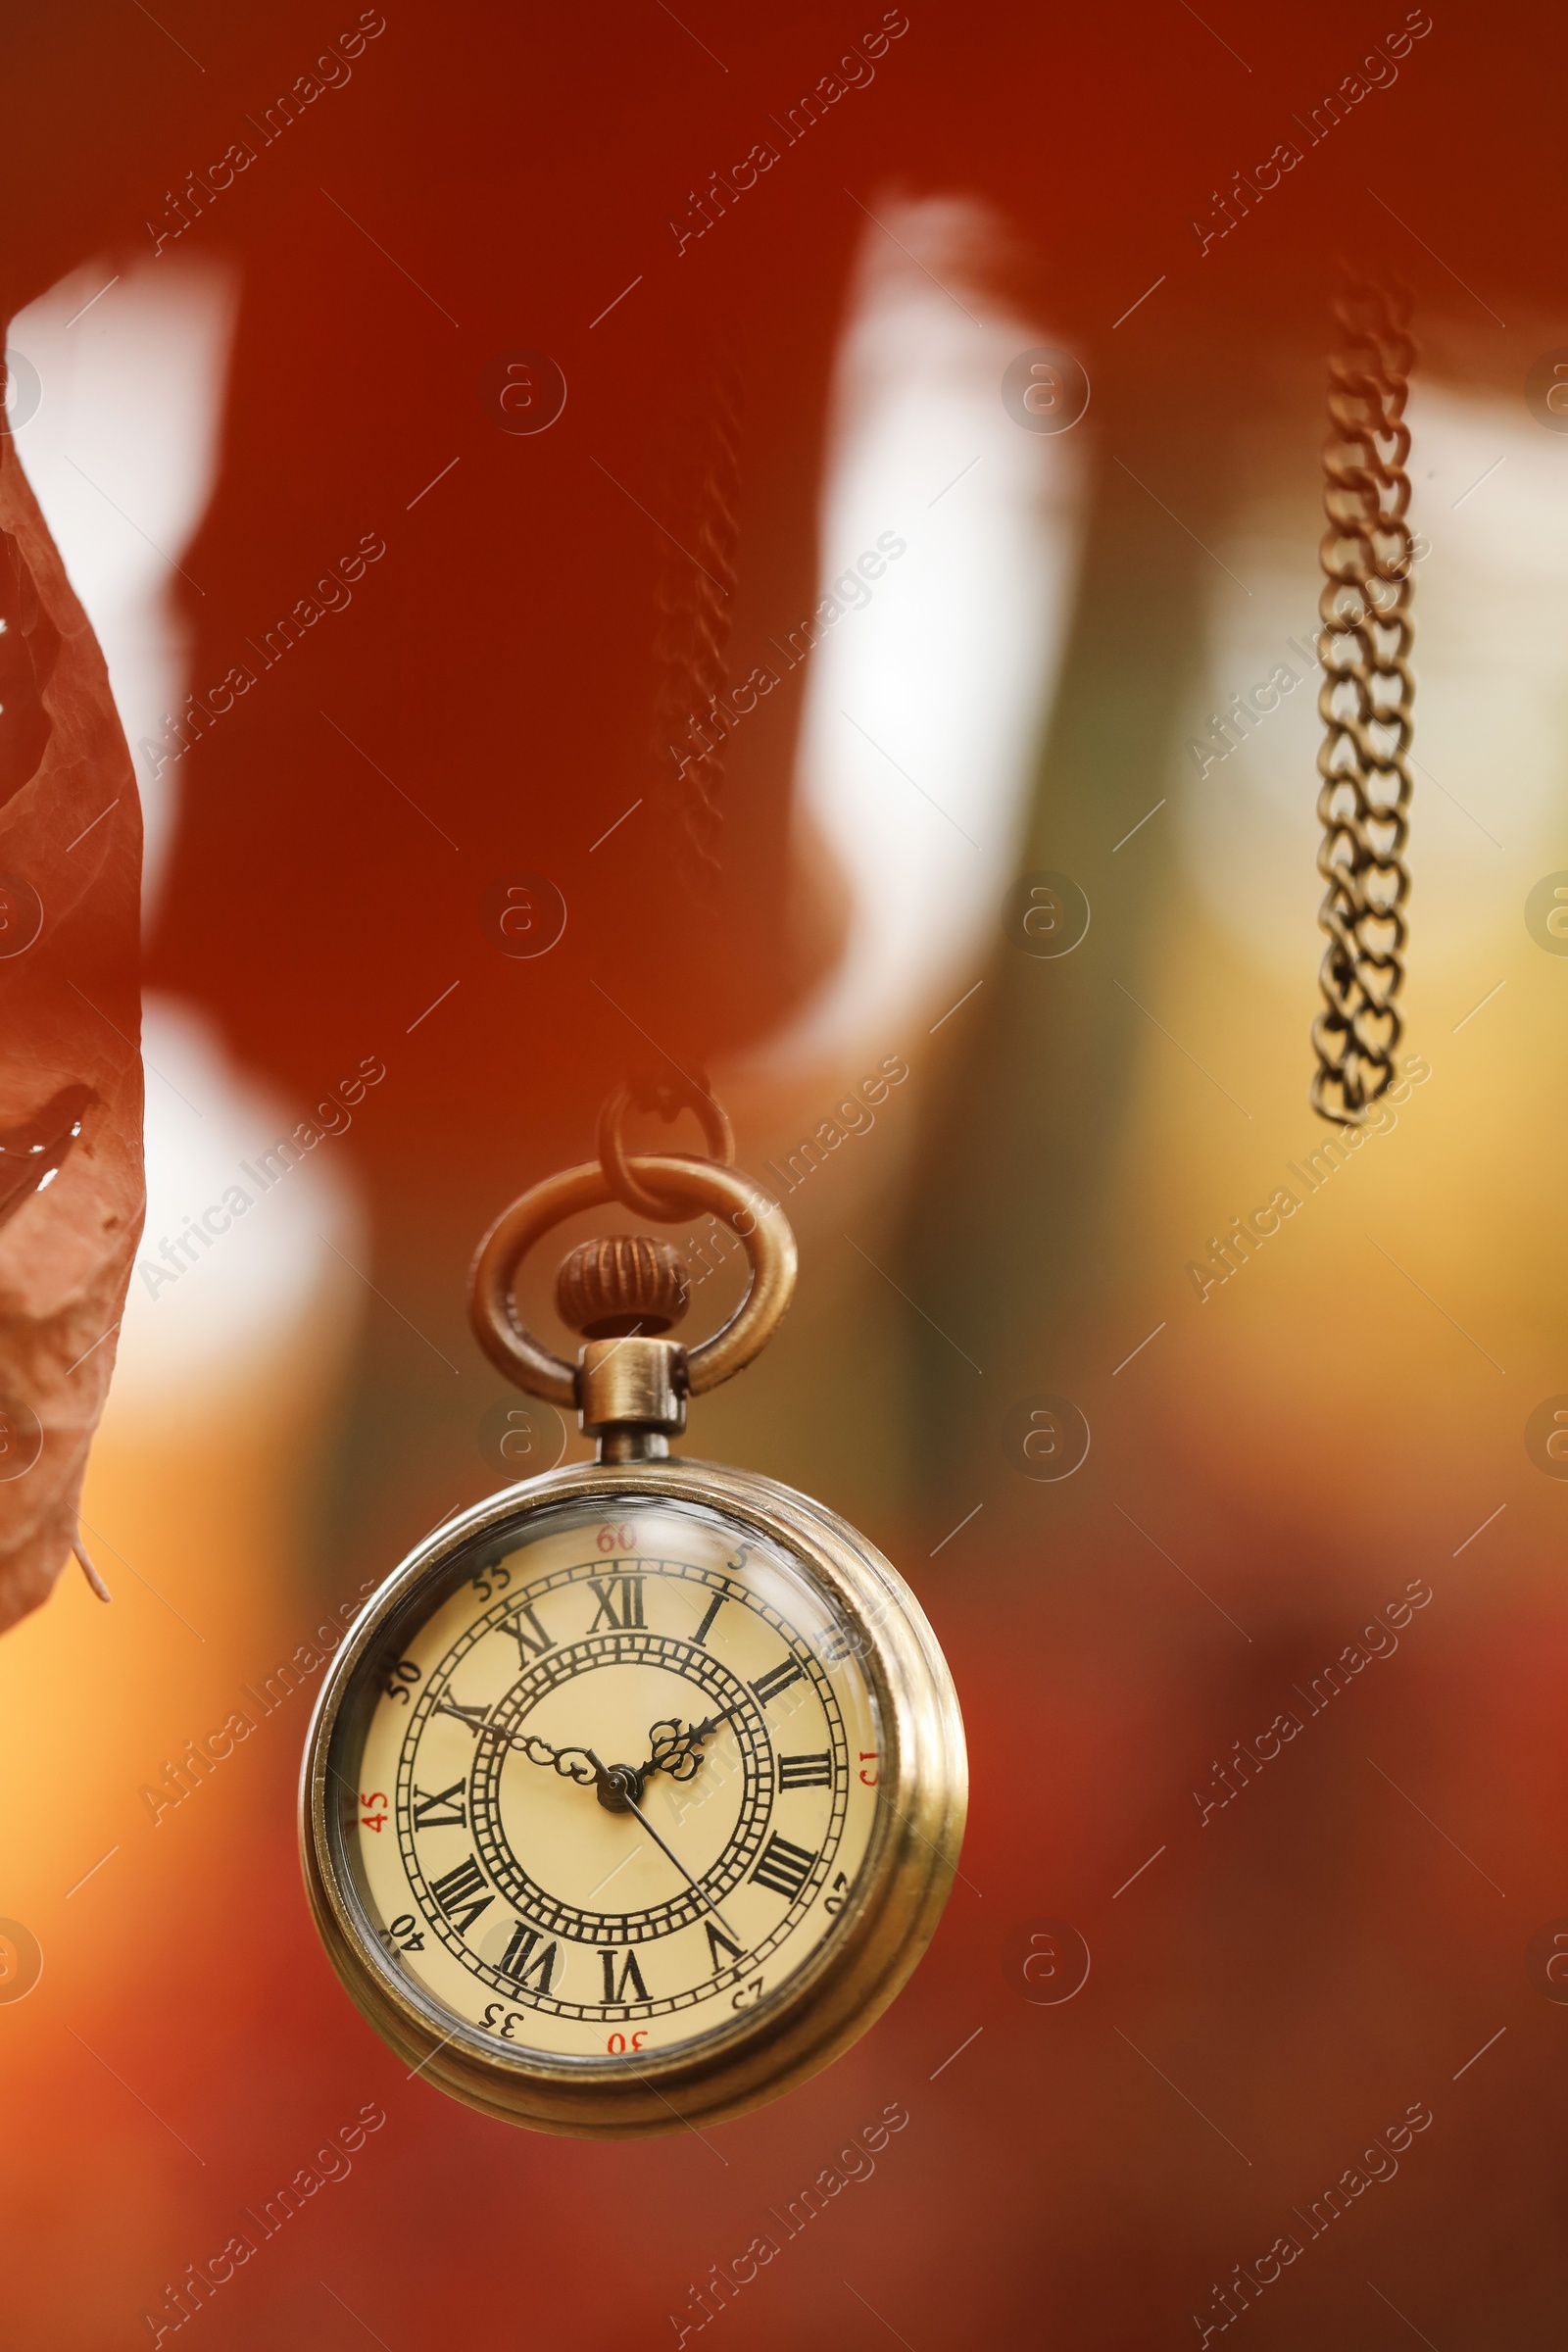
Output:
(4, 3), (1568, 2345)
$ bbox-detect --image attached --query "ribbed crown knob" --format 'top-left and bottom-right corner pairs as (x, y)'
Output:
(555, 1236), (690, 1340)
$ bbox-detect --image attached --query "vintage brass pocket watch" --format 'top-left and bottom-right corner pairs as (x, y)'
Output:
(300, 1096), (966, 2136)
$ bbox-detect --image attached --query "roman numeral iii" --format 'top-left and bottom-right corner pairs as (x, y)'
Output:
(750, 1832), (817, 1902)
(587, 1575), (645, 1633)
(428, 1853), (494, 1936)
(777, 1752), (833, 1790)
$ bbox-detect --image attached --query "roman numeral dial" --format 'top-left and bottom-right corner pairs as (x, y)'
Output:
(360, 1503), (882, 2055)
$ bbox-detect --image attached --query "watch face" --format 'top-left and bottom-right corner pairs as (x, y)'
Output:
(326, 1493), (884, 2067)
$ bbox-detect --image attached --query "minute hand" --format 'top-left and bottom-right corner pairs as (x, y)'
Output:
(444, 1706), (601, 1789)
(585, 1748), (740, 1944)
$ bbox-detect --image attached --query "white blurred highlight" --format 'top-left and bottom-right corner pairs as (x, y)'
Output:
(10, 256), (238, 923)
(9, 259), (365, 1405)
(121, 996), (364, 1402)
(761, 198), (1087, 1068)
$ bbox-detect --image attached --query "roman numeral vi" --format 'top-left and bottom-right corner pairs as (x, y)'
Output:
(602, 1948), (650, 2002)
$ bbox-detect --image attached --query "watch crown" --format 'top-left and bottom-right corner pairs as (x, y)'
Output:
(555, 1235), (690, 1341)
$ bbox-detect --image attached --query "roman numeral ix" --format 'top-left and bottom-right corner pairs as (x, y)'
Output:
(411, 1779), (468, 1830)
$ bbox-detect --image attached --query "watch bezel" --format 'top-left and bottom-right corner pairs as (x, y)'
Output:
(300, 1454), (966, 2136)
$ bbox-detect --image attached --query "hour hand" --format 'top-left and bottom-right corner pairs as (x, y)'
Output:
(639, 1712), (729, 1784)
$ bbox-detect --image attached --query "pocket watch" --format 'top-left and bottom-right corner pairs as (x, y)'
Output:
(300, 1097), (967, 2136)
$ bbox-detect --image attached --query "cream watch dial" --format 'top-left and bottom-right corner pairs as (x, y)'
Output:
(341, 1496), (882, 2061)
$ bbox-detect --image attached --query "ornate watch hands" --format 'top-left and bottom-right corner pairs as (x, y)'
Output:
(636, 1710), (732, 1785)
(584, 1750), (739, 1943)
(440, 1693), (733, 1798)
(436, 1696), (737, 1932)
(437, 1692), (736, 1823)
(435, 1700), (600, 1788)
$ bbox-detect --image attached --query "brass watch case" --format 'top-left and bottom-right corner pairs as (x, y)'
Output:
(300, 1452), (967, 2138)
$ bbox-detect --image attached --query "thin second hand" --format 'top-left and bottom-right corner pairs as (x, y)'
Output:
(586, 1750), (740, 1943)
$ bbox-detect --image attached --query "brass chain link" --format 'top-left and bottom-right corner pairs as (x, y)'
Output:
(1310, 281), (1416, 1128)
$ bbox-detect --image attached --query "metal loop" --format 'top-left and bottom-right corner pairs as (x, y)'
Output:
(469, 1154), (795, 1406)
(597, 1077), (735, 1220)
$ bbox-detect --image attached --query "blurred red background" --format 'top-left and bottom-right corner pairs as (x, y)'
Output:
(3, 2), (1567, 2345)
